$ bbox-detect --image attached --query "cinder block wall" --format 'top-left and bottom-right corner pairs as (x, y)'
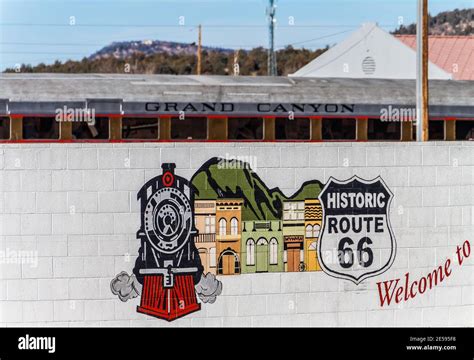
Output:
(0, 142), (472, 327)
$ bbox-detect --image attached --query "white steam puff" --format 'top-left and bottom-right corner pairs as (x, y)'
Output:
(195, 272), (223, 304)
(110, 272), (142, 302)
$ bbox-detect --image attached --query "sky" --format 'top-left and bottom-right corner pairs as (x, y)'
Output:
(0, 0), (472, 70)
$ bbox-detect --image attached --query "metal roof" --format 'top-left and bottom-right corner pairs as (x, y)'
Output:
(0, 73), (473, 118)
(1, 73), (473, 103)
(396, 35), (474, 81)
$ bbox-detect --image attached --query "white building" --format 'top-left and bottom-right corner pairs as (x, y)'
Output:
(290, 22), (452, 80)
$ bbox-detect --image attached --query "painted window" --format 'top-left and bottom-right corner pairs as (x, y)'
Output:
(219, 218), (227, 236)
(305, 224), (313, 238)
(297, 203), (305, 220)
(270, 238), (278, 265)
(290, 211), (297, 220)
(309, 242), (317, 250)
(209, 247), (216, 268)
(246, 239), (255, 265)
(230, 217), (239, 235)
(284, 202), (305, 221)
(205, 216), (215, 233)
(313, 224), (321, 237)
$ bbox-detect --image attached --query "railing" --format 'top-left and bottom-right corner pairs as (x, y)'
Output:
(194, 233), (216, 243)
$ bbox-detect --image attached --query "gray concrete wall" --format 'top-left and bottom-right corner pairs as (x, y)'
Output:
(0, 142), (472, 327)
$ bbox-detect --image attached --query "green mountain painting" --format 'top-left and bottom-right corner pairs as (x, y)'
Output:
(191, 158), (324, 221)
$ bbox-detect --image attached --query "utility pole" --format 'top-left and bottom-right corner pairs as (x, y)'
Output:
(267, 0), (277, 76)
(233, 49), (240, 76)
(197, 24), (202, 75)
(416, 0), (429, 141)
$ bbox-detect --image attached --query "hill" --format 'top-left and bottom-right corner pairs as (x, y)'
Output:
(89, 40), (233, 60)
(392, 8), (473, 35)
(191, 158), (323, 221)
(7, 8), (470, 75)
(5, 45), (325, 76)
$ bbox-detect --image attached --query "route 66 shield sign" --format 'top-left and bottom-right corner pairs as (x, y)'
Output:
(318, 176), (396, 284)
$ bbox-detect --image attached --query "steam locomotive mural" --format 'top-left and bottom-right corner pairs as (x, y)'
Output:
(111, 157), (395, 321)
(111, 162), (223, 321)
(133, 163), (203, 321)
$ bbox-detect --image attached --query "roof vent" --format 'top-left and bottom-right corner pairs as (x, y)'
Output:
(362, 56), (376, 75)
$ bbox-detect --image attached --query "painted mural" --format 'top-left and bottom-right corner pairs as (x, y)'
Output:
(111, 157), (396, 321)
(318, 176), (396, 284)
(191, 158), (326, 276)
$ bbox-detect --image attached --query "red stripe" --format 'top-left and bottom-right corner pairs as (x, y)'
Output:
(5, 113), (472, 120)
(0, 138), (380, 144)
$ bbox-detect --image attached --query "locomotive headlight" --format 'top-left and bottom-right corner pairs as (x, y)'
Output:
(144, 187), (192, 254)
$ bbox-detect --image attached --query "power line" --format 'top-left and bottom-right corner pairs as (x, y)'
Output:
(0, 42), (106, 47)
(0, 34), (351, 49)
(0, 22), (397, 28)
(279, 29), (353, 47)
(0, 51), (87, 55)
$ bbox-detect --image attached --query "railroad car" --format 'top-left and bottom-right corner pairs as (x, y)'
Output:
(0, 74), (472, 142)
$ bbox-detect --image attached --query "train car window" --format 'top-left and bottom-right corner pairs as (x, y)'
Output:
(72, 117), (109, 139)
(456, 120), (474, 140)
(171, 117), (207, 139)
(368, 118), (400, 140)
(0, 117), (10, 139)
(228, 118), (263, 140)
(122, 118), (159, 139)
(429, 120), (444, 140)
(276, 117), (310, 140)
(322, 118), (356, 140)
(23, 117), (59, 139)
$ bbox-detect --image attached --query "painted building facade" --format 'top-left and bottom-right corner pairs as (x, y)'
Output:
(304, 199), (323, 271)
(216, 199), (243, 275)
(241, 220), (284, 274)
(194, 200), (217, 274)
(282, 201), (305, 272)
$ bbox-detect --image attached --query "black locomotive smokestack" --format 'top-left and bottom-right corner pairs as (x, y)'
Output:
(161, 163), (176, 174)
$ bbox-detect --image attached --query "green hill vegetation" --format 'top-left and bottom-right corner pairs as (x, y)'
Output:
(191, 158), (324, 221)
